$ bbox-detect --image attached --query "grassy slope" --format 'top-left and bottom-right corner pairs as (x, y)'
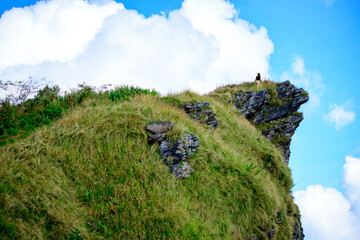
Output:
(1, 82), (300, 239)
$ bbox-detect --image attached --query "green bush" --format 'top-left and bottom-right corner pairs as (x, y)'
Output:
(108, 86), (157, 102)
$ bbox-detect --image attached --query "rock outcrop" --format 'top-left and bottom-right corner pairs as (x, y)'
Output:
(293, 217), (305, 240)
(233, 80), (309, 165)
(146, 121), (174, 143)
(159, 133), (199, 166)
(184, 102), (219, 129)
(146, 121), (174, 133)
(146, 121), (200, 178)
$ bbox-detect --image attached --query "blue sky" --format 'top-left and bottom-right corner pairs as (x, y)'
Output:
(1, 0), (360, 239)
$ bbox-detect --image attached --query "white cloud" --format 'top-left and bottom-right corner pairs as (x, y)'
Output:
(281, 56), (325, 113)
(294, 156), (360, 240)
(0, 0), (274, 95)
(327, 103), (356, 130)
(0, 0), (122, 70)
(291, 56), (305, 75)
(343, 156), (360, 217)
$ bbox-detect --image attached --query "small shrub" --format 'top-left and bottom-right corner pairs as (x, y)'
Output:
(0, 216), (19, 239)
(276, 213), (284, 224)
(109, 86), (157, 102)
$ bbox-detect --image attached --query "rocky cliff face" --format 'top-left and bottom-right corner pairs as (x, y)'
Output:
(232, 80), (309, 165)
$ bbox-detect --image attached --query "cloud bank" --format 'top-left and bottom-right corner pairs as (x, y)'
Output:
(327, 103), (356, 130)
(294, 156), (360, 240)
(281, 56), (325, 113)
(0, 0), (274, 95)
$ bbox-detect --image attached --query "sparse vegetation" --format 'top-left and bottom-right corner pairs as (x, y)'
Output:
(300, 91), (308, 97)
(209, 80), (280, 96)
(267, 86), (283, 107)
(0, 82), (301, 239)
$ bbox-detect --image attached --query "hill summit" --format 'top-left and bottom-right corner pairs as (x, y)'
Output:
(1, 80), (307, 239)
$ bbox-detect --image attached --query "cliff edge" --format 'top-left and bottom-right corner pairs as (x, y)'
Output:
(232, 80), (309, 164)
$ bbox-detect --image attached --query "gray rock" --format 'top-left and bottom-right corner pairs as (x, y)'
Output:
(170, 161), (192, 178)
(183, 133), (201, 151)
(147, 133), (166, 143)
(146, 121), (173, 134)
(184, 102), (219, 129)
(159, 133), (199, 165)
(252, 82), (308, 124)
(267, 229), (275, 240)
(234, 90), (269, 119)
(234, 81), (308, 125)
(262, 114), (303, 165)
(184, 101), (210, 110)
(159, 140), (186, 165)
(293, 218), (305, 240)
(146, 121), (200, 179)
(232, 81), (309, 164)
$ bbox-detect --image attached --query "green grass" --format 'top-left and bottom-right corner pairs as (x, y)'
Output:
(0, 83), (301, 239)
(0, 84), (158, 147)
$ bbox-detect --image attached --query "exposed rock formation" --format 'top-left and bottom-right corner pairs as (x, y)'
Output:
(293, 217), (305, 240)
(170, 161), (193, 178)
(146, 121), (174, 134)
(184, 102), (219, 128)
(233, 81), (309, 165)
(146, 121), (173, 143)
(159, 133), (199, 166)
(146, 121), (199, 178)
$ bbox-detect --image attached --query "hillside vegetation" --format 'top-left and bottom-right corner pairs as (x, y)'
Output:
(0, 81), (301, 239)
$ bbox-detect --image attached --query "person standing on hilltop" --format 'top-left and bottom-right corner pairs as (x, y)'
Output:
(255, 73), (261, 90)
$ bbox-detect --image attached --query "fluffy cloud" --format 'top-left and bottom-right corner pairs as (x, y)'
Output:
(281, 56), (325, 113)
(343, 156), (360, 217)
(326, 103), (356, 130)
(294, 156), (360, 240)
(0, 0), (274, 95)
(0, 0), (122, 70)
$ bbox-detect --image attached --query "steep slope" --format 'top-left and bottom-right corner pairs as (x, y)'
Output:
(1, 81), (304, 239)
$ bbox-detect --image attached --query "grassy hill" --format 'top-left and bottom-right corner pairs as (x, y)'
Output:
(0, 81), (302, 239)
